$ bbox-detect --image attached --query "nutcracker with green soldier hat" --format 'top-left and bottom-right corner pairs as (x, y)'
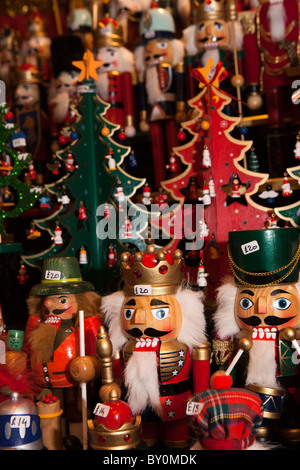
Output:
(23, 256), (103, 447)
(211, 227), (300, 445)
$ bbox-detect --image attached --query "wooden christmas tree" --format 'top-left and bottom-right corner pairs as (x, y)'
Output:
(22, 51), (148, 294)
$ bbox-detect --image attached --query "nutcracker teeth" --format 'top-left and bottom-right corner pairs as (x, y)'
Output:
(252, 326), (277, 340)
(45, 315), (61, 324)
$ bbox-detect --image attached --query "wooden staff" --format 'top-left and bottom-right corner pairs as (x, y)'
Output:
(79, 310), (88, 450)
(52, 0), (63, 35)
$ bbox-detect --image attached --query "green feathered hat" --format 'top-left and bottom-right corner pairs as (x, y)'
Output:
(30, 256), (95, 296)
(227, 227), (300, 287)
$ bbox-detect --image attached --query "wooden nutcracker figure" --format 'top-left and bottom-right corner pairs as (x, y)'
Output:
(93, 15), (136, 138)
(183, 0), (244, 99)
(48, 35), (85, 153)
(23, 256), (103, 445)
(101, 244), (210, 448)
(134, 6), (185, 186)
(20, 11), (51, 83)
(13, 64), (50, 183)
(241, 0), (300, 174)
(212, 227), (300, 445)
(0, 26), (20, 108)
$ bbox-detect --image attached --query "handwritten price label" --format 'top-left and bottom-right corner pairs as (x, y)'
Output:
(44, 270), (61, 280)
(186, 401), (204, 416)
(241, 240), (259, 255)
(133, 285), (152, 296)
(93, 403), (110, 417)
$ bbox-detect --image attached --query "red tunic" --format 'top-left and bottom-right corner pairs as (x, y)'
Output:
(24, 315), (102, 388)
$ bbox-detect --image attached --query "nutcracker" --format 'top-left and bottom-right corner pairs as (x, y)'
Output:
(183, 0), (244, 99)
(23, 256), (103, 446)
(241, 0), (300, 174)
(212, 227), (300, 445)
(93, 15), (136, 138)
(134, 6), (185, 186)
(101, 244), (210, 448)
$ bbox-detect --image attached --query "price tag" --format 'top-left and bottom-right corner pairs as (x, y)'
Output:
(186, 401), (204, 416)
(133, 285), (152, 296)
(44, 270), (61, 280)
(241, 240), (259, 255)
(93, 403), (110, 418)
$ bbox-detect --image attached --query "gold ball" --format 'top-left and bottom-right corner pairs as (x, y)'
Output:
(173, 249), (183, 259)
(282, 327), (297, 342)
(146, 244), (156, 254)
(231, 74), (245, 88)
(156, 250), (166, 261)
(201, 120), (210, 131)
(134, 251), (143, 261)
(247, 93), (263, 111)
(120, 252), (131, 262)
(239, 337), (252, 351)
(101, 126), (110, 136)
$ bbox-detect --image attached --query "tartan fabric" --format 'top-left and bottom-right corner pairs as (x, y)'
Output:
(188, 388), (263, 450)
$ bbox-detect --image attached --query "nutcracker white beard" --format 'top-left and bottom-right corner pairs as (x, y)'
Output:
(246, 340), (280, 389)
(200, 48), (220, 68)
(267, 1), (286, 43)
(124, 350), (162, 417)
(145, 65), (167, 105)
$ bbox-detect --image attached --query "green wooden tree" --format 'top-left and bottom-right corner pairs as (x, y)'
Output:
(0, 103), (38, 245)
(22, 51), (148, 294)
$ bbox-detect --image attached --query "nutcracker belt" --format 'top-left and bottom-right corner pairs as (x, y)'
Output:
(108, 102), (123, 108)
(159, 378), (192, 397)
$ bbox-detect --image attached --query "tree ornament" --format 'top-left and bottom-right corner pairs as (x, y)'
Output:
(166, 154), (178, 174)
(140, 184), (153, 206)
(294, 133), (300, 160)
(101, 126), (110, 136)
(201, 119), (210, 131)
(239, 126), (248, 136)
(26, 222), (41, 240)
(24, 160), (37, 183)
(282, 173), (292, 197)
(105, 149), (116, 171)
(155, 188), (168, 209)
(177, 129), (186, 141)
(52, 222), (63, 245)
(118, 129), (127, 141)
(79, 246), (88, 265)
(248, 147), (260, 172)
(208, 177), (216, 197)
(17, 263), (29, 285)
(121, 216), (132, 239)
(129, 150), (137, 168)
(107, 244), (117, 268)
(197, 260), (209, 287)
(202, 144), (211, 169)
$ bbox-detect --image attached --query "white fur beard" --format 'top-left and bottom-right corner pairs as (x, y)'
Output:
(246, 341), (280, 389)
(49, 92), (70, 123)
(95, 73), (109, 101)
(267, 2), (286, 42)
(201, 48), (220, 67)
(145, 66), (166, 105)
(124, 350), (162, 417)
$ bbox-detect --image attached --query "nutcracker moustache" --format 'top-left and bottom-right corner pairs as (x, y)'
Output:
(212, 228), (300, 445)
(101, 244), (210, 448)
(93, 16), (136, 138)
(134, 7), (185, 186)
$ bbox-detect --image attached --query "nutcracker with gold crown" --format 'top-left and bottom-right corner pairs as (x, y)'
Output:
(23, 256), (103, 446)
(241, 0), (300, 174)
(20, 11), (51, 83)
(183, 0), (244, 99)
(93, 15), (136, 138)
(101, 244), (210, 448)
(134, 6), (186, 186)
(212, 227), (300, 446)
(13, 63), (50, 183)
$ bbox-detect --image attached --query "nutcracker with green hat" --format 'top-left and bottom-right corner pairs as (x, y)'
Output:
(211, 227), (300, 444)
(23, 256), (103, 447)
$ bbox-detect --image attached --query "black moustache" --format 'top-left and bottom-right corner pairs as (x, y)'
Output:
(45, 308), (68, 316)
(125, 327), (171, 338)
(238, 315), (296, 327)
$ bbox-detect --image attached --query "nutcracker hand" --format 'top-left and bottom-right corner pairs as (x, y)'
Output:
(124, 125), (136, 138)
(99, 383), (122, 402)
(139, 120), (150, 132)
(69, 355), (101, 383)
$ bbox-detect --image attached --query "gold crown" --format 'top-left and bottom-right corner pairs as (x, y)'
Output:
(94, 15), (124, 49)
(27, 13), (47, 38)
(88, 415), (141, 450)
(120, 244), (184, 296)
(13, 65), (42, 85)
(193, 0), (238, 23)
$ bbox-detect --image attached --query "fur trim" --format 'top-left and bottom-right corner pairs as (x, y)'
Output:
(101, 291), (127, 353)
(124, 350), (161, 416)
(247, 341), (280, 389)
(183, 25), (198, 56)
(49, 91), (70, 123)
(214, 275), (239, 339)
(28, 323), (57, 363)
(267, 1), (286, 42)
(176, 287), (207, 350)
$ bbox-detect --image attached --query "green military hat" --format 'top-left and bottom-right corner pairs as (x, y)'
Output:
(227, 227), (300, 287)
(30, 256), (95, 296)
